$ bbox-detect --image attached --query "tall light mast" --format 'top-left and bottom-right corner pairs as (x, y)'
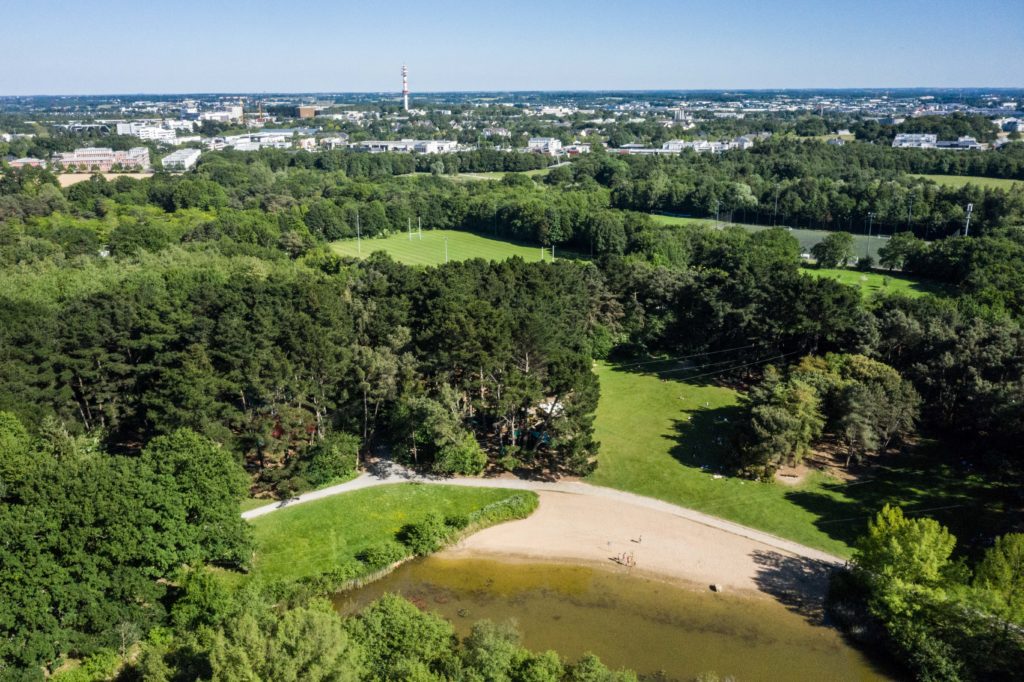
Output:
(402, 64), (409, 112)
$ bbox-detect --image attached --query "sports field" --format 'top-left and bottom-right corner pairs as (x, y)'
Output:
(587, 360), (1008, 556)
(803, 267), (946, 298)
(911, 174), (1023, 191)
(650, 214), (889, 260)
(330, 230), (552, 265)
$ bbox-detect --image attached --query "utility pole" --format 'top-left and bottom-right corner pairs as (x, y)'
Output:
(773, 185), (780, 226)
(551, 245), (555, 261)
(408, 217), (412, 240)
(865, 211), (875, 260)
(356, 210), (361, 256)
(906, 195), (914, 232)
(963, 203), (974, 236)
(418, 217), (422, 239)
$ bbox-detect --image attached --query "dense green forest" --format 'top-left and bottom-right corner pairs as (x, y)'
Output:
(1, 145), (1023, 680)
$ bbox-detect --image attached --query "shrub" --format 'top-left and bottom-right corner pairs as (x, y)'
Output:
(432, 432), (487, 476)
(303, 432), (360, 486)
(358, 541), (409, 570)
(399, 512), (451, 555)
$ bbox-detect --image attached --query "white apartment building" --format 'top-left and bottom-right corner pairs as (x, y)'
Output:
(54, 147), (151, 171)
(116, 122), (176, 143)
(892, 133), (938, 148)
(527, 137), (562, 155)
(352, 139), (458, 154)
(199, 105), (244, 123)
(160, 148), (201, 171)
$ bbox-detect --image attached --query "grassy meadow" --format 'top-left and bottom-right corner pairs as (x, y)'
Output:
(248, 484), (532, 583)
(803, 266), (946, 298)
(911, 174), (1023, 191)
(330, 230), (553, 266)
(588, 360), (1010, 557)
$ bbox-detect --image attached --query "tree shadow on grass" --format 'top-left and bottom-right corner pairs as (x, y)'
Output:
(783, 449), (1022, 556)
(750, 549), (835, 625)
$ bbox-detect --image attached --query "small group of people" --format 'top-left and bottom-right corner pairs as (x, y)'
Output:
(617, 551), (637, 567)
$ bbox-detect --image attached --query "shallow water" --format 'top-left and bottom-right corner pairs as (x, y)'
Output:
(334, 557), (895, 681)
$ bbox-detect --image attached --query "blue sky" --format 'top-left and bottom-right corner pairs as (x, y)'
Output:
(2, 0), (1022, 95)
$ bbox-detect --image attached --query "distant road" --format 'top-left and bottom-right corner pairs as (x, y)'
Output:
(242, 461), (844, 566)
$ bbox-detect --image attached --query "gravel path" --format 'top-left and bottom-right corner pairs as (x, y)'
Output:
(242, 461), (844, 566)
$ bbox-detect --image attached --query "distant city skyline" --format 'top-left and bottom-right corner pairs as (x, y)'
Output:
(2, 0), (1022, 96)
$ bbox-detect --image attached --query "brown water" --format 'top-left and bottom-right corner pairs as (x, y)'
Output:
(334, 557), (895, 682)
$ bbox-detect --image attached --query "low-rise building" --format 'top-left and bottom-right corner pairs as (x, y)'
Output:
(527, 137), (562, 155)
(53, 147), (151, 171)
(7, 157), (46, 169)
(116, 122), (176, 143)
(893, 133), (937, 148)
(352, 139), (458, 154)
(160, 148), (201, 171)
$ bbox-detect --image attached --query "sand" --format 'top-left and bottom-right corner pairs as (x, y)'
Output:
(442, 490), (834, 601)
(57, 172), (154, 187)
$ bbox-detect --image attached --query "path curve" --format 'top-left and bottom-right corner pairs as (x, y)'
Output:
(242, 462), (845, 566)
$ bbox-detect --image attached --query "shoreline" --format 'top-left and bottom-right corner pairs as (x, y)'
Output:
(439, 490), (835, 603)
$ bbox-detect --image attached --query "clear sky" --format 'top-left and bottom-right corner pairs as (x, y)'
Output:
(2, 0), (1022, 95)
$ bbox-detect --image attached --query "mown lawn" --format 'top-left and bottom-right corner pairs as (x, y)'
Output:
(248, 484), (533, 582)
(330, 230), (551, 266)
(911, 174), (1023, 191)
(802, 266), (947, 298)
(588, 361), (1011, 557)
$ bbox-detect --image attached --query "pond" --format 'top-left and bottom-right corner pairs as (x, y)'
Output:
(334, 557), (895, 681)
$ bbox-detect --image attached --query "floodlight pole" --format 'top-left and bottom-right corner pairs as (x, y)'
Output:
(865, 212), (874, 259)
(418, 217), (422, 239)
(906, 195), (914, 232)
(408, 217), (412, 240)
(356, 210), (361, 256)
(773, 184), (780, 226)
(551, 245), (555, 261)
(964, 203), (974, 236)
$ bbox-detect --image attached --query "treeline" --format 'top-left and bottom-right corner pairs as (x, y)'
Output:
(0, 250), (607, 477)
(562, 140), (1024, 235)
(851, 113), (1002, 144)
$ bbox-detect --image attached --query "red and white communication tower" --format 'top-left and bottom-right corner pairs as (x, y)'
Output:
(402, 64), (409, 111)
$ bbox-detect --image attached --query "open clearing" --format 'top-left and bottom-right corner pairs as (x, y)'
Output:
(57, 172), (153, 187)
(248, 484), (529, 582)
(803, 267), (946, 298)
(911, 174), (1023, 191)
(586, 361), (1011, 557)
(330, 229), (552, 265)
(651, 214), (890, 260)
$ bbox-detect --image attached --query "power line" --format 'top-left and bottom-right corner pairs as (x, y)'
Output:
(606, 342), (761, 368)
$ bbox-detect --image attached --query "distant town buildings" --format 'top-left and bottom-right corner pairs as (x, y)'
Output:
(198, 105), (244, 123)
(160, 148), (201, 171)
(892, 133), (985, 150)
(351, 139), (459, 154)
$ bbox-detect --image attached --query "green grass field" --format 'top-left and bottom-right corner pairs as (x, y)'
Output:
(330, 230), (553, 266)
(911, 174), (1023, 191)
(248, 484), (532, 582)
(803, 267), (946, 298)
(587, 361), (1011, 557)
(650, 214), (891, 261)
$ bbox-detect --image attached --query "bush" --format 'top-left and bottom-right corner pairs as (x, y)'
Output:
(302, 432), (360, 486)
(399, 512), (451, 555)
(51, 649), (119, 682)
(467, 493), (539, 527)
(358, 541), (409, 570)
(432, 432), (487, 475)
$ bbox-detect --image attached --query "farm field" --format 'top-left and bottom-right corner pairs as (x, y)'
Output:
(587, 360), (1009, 557)
(803, 266), (947, 298)
(248, 484), (532, 583)
(650, 214), (891, 260)
(330, 229), (554, 265)
(911, 174), (1023, 191)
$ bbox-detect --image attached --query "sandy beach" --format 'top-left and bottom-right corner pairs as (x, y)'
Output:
(442, 490), (834, 602)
